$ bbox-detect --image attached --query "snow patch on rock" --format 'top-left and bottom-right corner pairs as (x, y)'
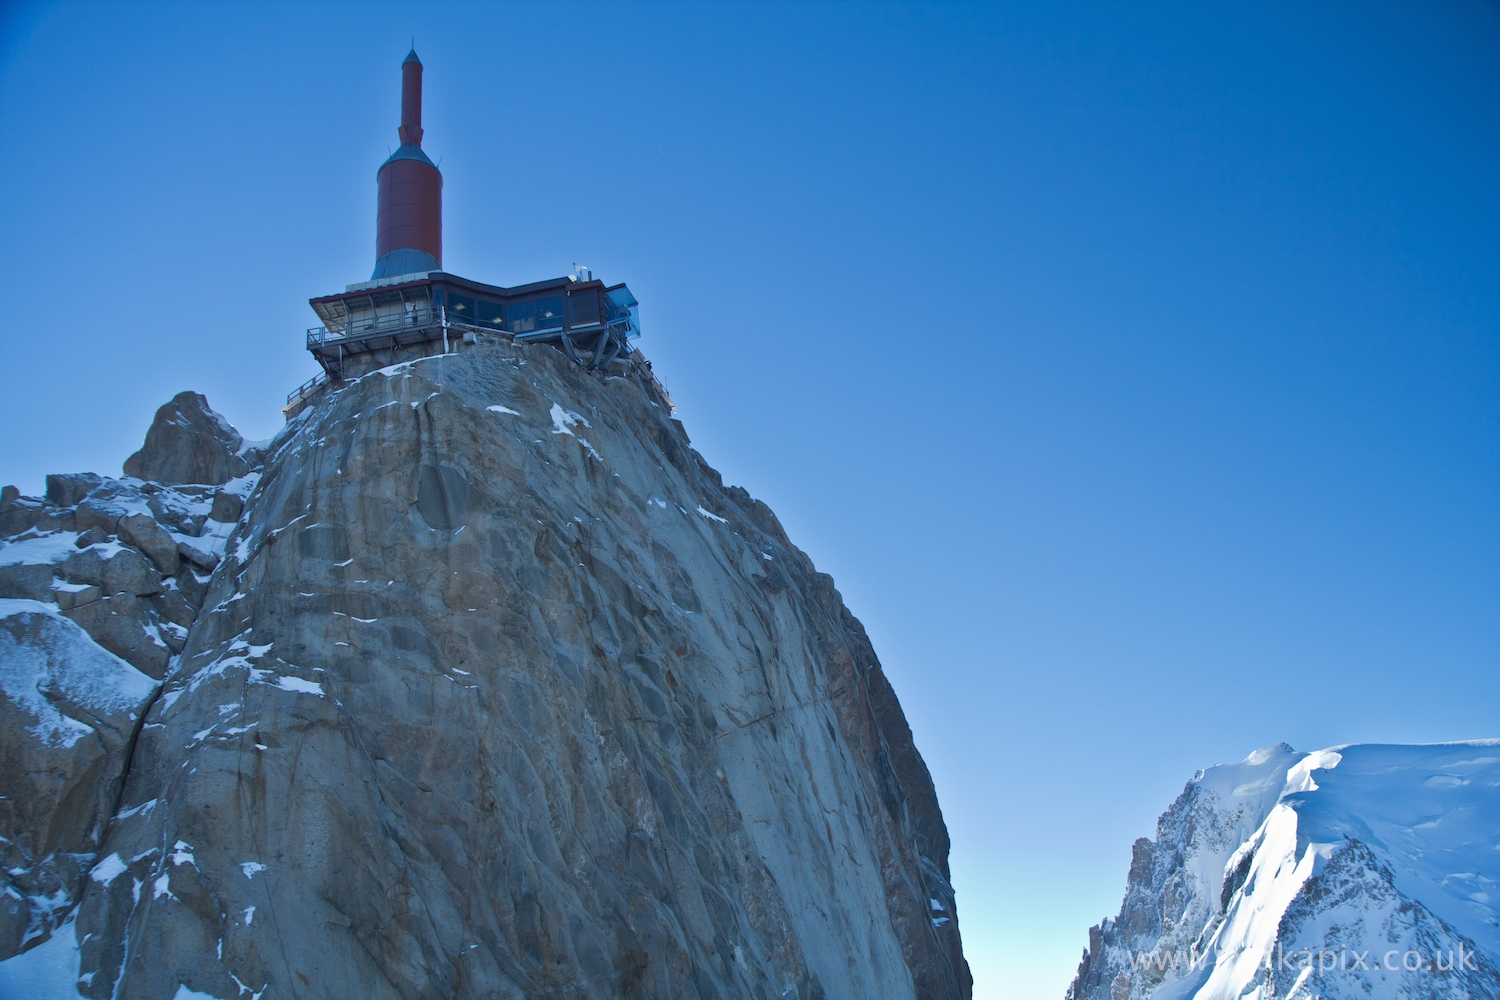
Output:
(0, 600), (157, 748)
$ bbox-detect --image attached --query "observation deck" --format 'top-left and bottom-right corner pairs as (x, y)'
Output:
(295, 268), (640, 401)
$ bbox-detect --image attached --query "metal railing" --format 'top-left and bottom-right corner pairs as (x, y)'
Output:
(286, 370), (330, 406)
(289, 324), (656, 412)
(310, 307), (629, 351)
(308, 309), (443, 348)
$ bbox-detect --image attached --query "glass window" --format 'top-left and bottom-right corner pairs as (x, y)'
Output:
(506, 296), (566, 334)
(447, 294), (475, 320)
(536, 295), (564, 330)
(605, 286), (641, 338)
(567, 289), (600, 328)
(476, 299), (505, 327)
(508, 299), (536, 333)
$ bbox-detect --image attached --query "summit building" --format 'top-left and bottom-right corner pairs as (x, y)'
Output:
(290, 49), (640, 411)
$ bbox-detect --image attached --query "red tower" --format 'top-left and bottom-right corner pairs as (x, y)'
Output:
(372, 49), (442, 280)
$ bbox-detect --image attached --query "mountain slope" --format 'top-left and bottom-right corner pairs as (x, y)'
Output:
(1068, 742), (1500, 1000)
(0, 343), (969, 1000)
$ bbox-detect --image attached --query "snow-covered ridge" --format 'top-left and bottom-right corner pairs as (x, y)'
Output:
(1069, 741), (1500, 1000)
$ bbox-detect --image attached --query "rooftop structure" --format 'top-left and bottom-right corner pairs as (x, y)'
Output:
(372, 49), (442, 281)
(293, 50), (641, 410)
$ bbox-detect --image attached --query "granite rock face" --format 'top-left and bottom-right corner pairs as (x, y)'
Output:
(123, 390), (259, 486)
(0, 602), (158, 959)
(0, 401), (258, 962)
(0, 472), (245, 682)
(2, 344), (969, 999)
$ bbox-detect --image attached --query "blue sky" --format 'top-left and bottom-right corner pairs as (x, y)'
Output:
(2, 2), (1497, 997)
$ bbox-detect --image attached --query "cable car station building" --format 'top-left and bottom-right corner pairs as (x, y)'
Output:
(290, 50), (640, 410)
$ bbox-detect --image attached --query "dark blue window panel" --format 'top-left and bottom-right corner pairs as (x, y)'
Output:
(476, 299), (505, 327)
(446, 294), (475, 319)
(509, 299), (537, 333)
(567, 289), (601, 328)
(537, 296), (564, 330)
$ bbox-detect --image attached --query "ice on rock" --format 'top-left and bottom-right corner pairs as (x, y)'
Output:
(0, 915), (83, 1000)
(89, 854), (128, 887)
(0, 600), (157, 748)
(272, 675), (322, 696)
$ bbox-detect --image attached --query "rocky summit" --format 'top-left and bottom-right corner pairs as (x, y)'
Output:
(0, 341), (970, 1000)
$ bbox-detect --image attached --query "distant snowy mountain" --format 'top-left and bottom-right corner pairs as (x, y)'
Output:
(1068, 742), (1500, 1000)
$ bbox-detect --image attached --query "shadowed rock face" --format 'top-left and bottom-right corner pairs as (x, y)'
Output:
(123, 391), (258, 487)
(0, 422), (252, 956)
(65, 343), (969, 1000)
(0, 604), (158, 957)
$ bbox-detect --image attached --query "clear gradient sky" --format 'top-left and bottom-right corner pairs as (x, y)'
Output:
(1, 3), (1497, 998)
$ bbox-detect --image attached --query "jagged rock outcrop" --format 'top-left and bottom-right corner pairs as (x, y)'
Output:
(0, 347), (968, 999)
(0, 471), (248, 681)
(1067, 742), (1500, 1000)
(123, 390), (260, 487)
(0, 603), (158, 959)
(0, 393), (258, 972)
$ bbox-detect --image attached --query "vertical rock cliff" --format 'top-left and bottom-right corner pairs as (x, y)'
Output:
(0, 344), (970, 1000)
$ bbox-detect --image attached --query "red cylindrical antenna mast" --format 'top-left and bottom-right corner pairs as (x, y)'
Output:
(398, 51), (423, 146)
(372, 48), (442, 280)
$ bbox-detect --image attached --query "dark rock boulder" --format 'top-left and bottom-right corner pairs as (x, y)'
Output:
(62, 545), (161, 599)
(123, 392), (252, 487)
(60, 592), (172, 679)
(0, 494), (43, 537)
(208, 489), (244, 523)
(73, 480), (149, 536)
(44, 473), (103, 508)
(174, 565), (210, 607)
(151, 587), (197, 628)
(118, 512), (181, 576)
(54, 583), (102, 611)
(175, 539), (220, 572)
(0, 564), (54, 602)
(147, 491), (208, 537)
(75, 527), (107, 548)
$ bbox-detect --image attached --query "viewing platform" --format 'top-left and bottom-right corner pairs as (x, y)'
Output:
(287, 268), (644, 414)
(304, 269), (638, 374)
